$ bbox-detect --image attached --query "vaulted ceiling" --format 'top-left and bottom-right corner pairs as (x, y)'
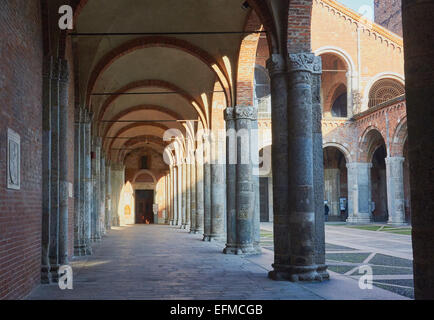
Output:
(73, 0), (268, 164)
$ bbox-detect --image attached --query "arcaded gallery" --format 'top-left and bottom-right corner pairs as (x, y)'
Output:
(0, 0), (433, 302)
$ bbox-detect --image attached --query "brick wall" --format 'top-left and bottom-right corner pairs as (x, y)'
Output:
(0, 1), (43, 299)
(374, 0), (403, 36)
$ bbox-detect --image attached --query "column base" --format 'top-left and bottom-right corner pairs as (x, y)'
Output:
(346, 216), (372, 224)
(49, 264), (60, 283)
(193, 229), (203, 234)
(41, 265), (52, 284)
(316, 264), (330, 281)
(268, 264), (322, 282)
(202, 235), (212, 241)
(223, 244), (262, 256)
(387, 220), (407, 226)
(209, 234), (225, 242)
(74, 246), (87, 256)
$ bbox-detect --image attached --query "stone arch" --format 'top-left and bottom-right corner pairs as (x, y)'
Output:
(108, 123), (170, 151)
(323, 142), (352, 163)
(96, 79), (207, 130)
(236, 10), (263, 106)
(132, 169), (157, 184)
(85, 36), (231, 109)
(391, 117), (408, 157)
(362, 72), (405, 111)
(314, 46), (356, 75)
(101, 105), (183, 140)
(74, 0), (279, 54)
(358, 126), (387, 162)
(325, 82), (347, 117)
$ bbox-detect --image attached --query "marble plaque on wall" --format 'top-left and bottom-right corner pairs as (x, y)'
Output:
(7, 128), (20, 190)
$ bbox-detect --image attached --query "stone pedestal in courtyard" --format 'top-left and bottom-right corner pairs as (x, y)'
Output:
(346, 162), (373, 224)
(385, 157), (406, 225)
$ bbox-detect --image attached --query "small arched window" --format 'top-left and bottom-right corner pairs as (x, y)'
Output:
(254, 65), (271, 118)
(330, 84), (347, 117)
(368, 78), (405, 108)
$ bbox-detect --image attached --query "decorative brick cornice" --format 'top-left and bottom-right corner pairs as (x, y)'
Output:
(317, 0), (403, 49)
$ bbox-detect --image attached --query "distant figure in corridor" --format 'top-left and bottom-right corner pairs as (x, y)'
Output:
(324, 204), (330, 222)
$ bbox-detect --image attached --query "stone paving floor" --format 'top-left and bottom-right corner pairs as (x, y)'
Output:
(27, 224), (409, 300)
(261, 223), (414, 299)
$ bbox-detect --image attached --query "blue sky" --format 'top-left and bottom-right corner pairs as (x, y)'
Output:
(338, 0), (374, 19)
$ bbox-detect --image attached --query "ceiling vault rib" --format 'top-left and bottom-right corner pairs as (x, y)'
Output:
(99, 120), (198, 123)
(91, 90), (225, 96)
(70, 31), (267, 37)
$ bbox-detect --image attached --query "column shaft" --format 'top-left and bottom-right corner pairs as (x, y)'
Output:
(312, 57), (328, 280)
(346, 163), (373, 224)
(203, 134), (212, 241)
(287, 52), (320, 281)
(210, 132), (226, 241)
(224, 107), (237, 253)
(48, 58), (60, 281)
(41, 56), (52, 283)
(386, 157), (406, 225)
(195, 145), (205, 234)
(267, 54), (291, 280)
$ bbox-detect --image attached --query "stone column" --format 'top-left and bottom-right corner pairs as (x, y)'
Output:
(41, 56), (52, 283)
(224, 107), (237, 253)
(58, 59), (69, 267)
(235, 106), (260, 254)
(185, 161), (191, 229)
(74, 108), (82, 256)
(195, 141), (205, 234)
(210, 132), (226, 241)
(105, 160), (112, 231)
(181, 163), (187, 228)
(164, 173), (169, 224)
(83, 111), (93, 253)
(385, 157), (406, 225)
(110, 163), (124, 227)
(286, 52), (320, 281)
(324, 169), (341, 216)
(402, 0), (434, 298)
(312, 57), (328, 280)
(346, 163), (373, 224)
(251, 113), (261, 253)
(174, 166), (179, 226)
(100, 156), (106, 236)
(176, 164), (182, 226)
(48, 58), (60, 282)
(203, 133), (212, 241)
(91, 137), (102, 241)
(169, 167), (174, 225)
(266, 54), (291, 280)
(190, 157), (197, 233)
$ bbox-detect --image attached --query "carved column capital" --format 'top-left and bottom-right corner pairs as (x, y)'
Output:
(312, 56), (322, 75)
(234, 105), (258, 120)
(266, 54), (286, 76)
(288, 52), (316, 73)
(224, 107), (235, 121)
